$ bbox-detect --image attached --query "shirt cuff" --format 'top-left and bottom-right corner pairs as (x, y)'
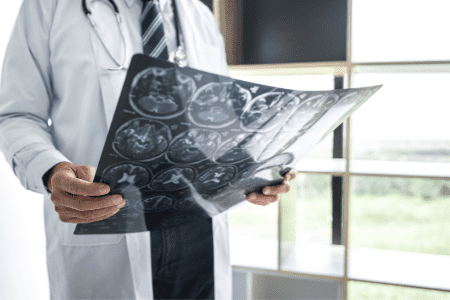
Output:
(28, 149), (72, 196)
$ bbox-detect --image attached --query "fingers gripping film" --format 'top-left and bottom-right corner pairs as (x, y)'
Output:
(50, 163), (109, 196)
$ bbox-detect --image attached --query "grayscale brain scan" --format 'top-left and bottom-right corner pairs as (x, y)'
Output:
(134, 195), (175, 213)
(166, 128), (221, 164)
(193, 165), (237, 191)
(188, 82), (252, 128)
(101, 162), (152, 192)
(129, 67), (196, 119)
(150, 167), (196, 191)
(74, 55), (382, 235)
(113, 118), (171, 161)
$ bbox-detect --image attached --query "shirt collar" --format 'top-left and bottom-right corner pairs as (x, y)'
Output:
(124, 0), (136, 7)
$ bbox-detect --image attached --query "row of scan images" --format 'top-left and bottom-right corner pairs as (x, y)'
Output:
(113, 120), (293, 163)
(113, 99), (336, 163)
(129, 67), (343, 130)
(101, 152), (294, 193)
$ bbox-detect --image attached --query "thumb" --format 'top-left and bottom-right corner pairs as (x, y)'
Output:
(88, 165), (96, 182)
(71, 164), (96, 183)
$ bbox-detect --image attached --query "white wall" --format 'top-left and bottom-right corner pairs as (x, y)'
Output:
(0, 1), (50, 299)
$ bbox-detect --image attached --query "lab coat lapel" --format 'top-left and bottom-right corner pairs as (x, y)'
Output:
(87, 0), (143, 129)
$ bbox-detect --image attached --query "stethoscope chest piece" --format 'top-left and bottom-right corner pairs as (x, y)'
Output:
(169, 46), (188, 67)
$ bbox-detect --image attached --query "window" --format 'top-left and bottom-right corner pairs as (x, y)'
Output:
(219, 0), (450, 298)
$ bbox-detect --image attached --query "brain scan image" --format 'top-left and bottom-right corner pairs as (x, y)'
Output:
(188, 82), (252, 128)
(115, 197), (133, 211)
(173, 194), (208, 211)
(230, 152), (294, 188)
(213, 187), (242, 201)
(166, 129), (221, 164)
(280, 129), (310, 153)
(150, 167), (196, 191)
(333, 90), (371, 115)
(258, 152), (294, 170)
(134, 195), (174, 213)
(314, 91), (368, 133)
(321, 93), (340, 110)
(129, 67), (196, 119)
(101, 162), (152, 191)
(236, 133), (270, 160)
(113, 118), (171, 161)
(339, 91), (359, 105)
(256, 131), (296, 162)
(213, 134), (251, 164)
(353, 88), (375, 105)
(229, 165), (286, 193)
(240, 92), (300, 132)
(193, 166), (237, 191)
(285, 93), (339, 132)
(229, 167), (259, 188)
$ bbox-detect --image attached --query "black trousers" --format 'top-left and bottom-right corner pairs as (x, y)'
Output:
(150, 218), (215, 300)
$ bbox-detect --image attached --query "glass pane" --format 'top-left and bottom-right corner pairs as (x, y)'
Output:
(349, 176), (450, 290)
(227, 200), (278, 270)
(351, 176), (450, 255)
(352, 0), (450, 62)
(231, 74), (335, 158)
(351, 73), (450, 163)
(349, 281), (450, 300)
(281, 174), (344, 277)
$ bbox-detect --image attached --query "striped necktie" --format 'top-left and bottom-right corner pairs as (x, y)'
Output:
(141, 0), (169, 60)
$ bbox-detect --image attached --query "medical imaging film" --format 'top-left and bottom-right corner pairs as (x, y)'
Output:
(74, 55), (382, 235)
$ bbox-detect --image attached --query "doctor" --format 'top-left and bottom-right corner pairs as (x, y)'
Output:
(0, 0), (295, 299)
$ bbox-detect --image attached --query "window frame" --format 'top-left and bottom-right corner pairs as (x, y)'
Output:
(214, 0), (450, 298)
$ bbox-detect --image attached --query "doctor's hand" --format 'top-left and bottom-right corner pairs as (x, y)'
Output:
(47, 162), (126, 224)
(246, 169), (297, 206)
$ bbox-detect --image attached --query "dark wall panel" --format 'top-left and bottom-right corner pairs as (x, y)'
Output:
(243, 0), (347, 64)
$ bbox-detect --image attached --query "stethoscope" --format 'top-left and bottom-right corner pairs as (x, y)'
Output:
(82, 0), (188, 70)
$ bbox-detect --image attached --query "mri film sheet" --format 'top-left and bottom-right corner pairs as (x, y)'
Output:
(74, 54), (382, 235)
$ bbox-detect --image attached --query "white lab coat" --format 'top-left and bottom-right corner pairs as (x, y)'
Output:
(0, 0), (231, 298)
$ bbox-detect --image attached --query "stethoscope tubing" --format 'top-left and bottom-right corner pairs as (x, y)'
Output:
(83, 0), (119, 15)
(82, 0), (186, 69)
(83, 0), (128, 70)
